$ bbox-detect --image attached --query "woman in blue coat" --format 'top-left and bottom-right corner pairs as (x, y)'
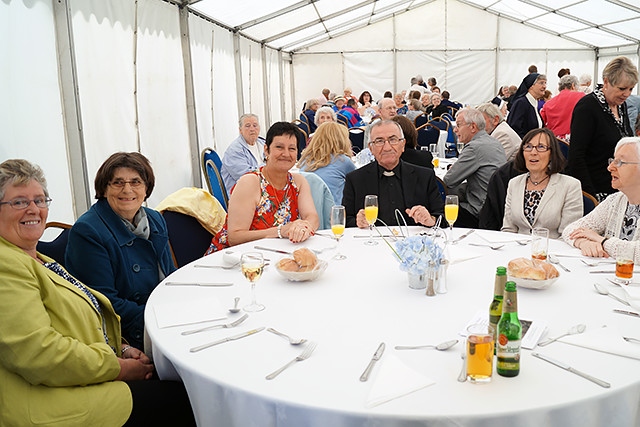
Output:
(66, 152), (176, 349)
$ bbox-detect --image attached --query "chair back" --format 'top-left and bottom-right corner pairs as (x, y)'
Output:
(299, 172), (334, 230)
(37, 222), (72, 267)
(336, 113), (349, 127)
(441, 112), (455, 123)
(582, 191), (599, 216)
(435, 177), (448, 203)
(416, 123), (440, 148)
(414, 113), (429, 129)
(558, 138), (570, 160)
(293, 125), (308, 159)
(201, 147), (229, 211)
(349, 127), (366, 152)
(162, 211), (214, 268)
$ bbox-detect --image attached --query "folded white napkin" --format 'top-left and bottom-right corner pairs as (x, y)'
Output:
(154, 297), (226, 328)
(447, 245), (482, 265)
(365, 353), (435, 408)
(222, 250), (241, 266)
(559, 325), (640, 360)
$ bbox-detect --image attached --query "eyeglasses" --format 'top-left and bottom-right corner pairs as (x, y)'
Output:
(109, 179), (144, 188)
(523, 144), (550, 152)
(370, 136), (404, 147)
(608, 158), (640, 168)
(0, 197), (52, 210)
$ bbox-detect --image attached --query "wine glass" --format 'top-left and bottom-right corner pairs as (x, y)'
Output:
(331, 205), (347, 260)
(364, 195), (378, 246)
(241, 252), (265, 312)
(444, 195), (459, 241)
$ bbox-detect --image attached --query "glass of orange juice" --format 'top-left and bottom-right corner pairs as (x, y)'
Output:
(444, 195), (458, 241)
(364, 195), (378, 246)
(331, 205), (346, 260)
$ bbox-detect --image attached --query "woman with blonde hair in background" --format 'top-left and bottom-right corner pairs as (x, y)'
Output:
(298, 122), (356, 204)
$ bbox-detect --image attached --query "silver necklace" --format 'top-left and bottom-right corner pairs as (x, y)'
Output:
(528, 174), (549, 186)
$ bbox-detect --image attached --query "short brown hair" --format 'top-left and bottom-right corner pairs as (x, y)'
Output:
(392, 116), (417, 148)
(513, 128), (565, 175)
(94, 152), (155, 200)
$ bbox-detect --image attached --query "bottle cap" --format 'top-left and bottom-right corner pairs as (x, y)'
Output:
(496, 266), (507, 275)
(505, 281), (517, 291)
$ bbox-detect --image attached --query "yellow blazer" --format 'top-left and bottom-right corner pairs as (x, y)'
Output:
(0, 237), (132, 427)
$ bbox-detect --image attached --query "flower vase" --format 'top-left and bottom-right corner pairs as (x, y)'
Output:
(408, 273), (427, 290)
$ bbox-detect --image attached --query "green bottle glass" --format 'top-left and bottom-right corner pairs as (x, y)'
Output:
(489, 266), (507, 354)
(497, 281), (522, 377)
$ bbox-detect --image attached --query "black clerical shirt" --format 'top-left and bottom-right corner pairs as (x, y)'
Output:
(377, 163), (406, 226)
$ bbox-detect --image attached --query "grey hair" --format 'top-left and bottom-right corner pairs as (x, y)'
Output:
(456, 107), (486, 131)
(314, 106), (337, 126)
(559, 75), (579, 91)
(368, 120), (405, 143)
(238, 113), (259, 128)
(615, 136), (640, 159)
(476, 103), (504, 123)
(0, 159), (49, 201)
(579, 74), (592, 85)
(410, 77), (418, 85)
(306, 98), (320, 109)
(535, 74), (547, 84)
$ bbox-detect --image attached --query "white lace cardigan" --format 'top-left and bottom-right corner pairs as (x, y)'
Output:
(562, 192), (639, 262)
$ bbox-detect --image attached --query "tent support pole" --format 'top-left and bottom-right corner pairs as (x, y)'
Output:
(261, 44), (271, 126)
(52, 0), (91, 217)
(179, 6), (203, 187)
(234, 32), (245, 119)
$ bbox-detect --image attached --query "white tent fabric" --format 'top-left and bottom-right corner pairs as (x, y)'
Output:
(1, 0), (639, 224)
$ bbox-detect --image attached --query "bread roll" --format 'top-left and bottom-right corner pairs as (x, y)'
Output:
(276, 258), (300, 272)
(293, 248), (317, 269)
(508, 257), (559, 280)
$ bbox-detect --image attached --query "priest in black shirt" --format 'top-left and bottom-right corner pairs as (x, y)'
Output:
(342, 120), (444, 228)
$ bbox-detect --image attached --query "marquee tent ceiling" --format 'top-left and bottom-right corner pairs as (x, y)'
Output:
(184, 0), (640, 52)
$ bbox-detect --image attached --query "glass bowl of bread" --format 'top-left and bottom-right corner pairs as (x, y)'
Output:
(507, 257), (560, 290)
(275, 248), (328, 282)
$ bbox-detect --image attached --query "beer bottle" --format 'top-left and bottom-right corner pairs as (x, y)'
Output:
(497, 281), (522, 377)
(489, 266), (507, 353)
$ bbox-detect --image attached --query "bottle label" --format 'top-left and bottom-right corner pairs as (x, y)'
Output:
(497, 336), (521, 370)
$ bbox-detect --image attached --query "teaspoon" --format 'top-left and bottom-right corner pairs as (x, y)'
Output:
(229, 297), (241, 313)
(593, 283), (630, 306)
(395, 339), (459, 351)
(537, 323), (587, 347)
(548, 254), (570, 272)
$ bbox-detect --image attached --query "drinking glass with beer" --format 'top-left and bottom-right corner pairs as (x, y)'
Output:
(531, 228), (549, 261)
(466, 324), (495, 383)
(615, 245), (635, 284)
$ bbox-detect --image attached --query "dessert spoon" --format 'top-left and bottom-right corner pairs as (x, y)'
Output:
(537, 323), (586, 347)
(267, 328), (307, 345)
(395, 339), (459, 350)
(593, 283), (630, 306)
(229, 297), (241, 313)
(468, 243), (504, 250)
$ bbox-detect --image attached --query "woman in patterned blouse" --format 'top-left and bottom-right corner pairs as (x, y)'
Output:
(206, 122), (319, 254)
(502, 128), (583, 239)
(563, 136), (640, 262)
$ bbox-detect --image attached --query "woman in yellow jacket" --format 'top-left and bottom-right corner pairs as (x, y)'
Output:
(0, 159), (194, 426)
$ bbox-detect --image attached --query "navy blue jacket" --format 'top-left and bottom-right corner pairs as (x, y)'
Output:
(507, 96), (541, 139)
(66, 199), (175, 349)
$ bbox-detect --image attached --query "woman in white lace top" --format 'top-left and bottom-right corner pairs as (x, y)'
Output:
(562, 137), (640, 262)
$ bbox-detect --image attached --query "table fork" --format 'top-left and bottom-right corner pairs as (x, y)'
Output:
(266, 342), (317, 380)
(468, 243), (504, 250)
(181, 314), (249, 335)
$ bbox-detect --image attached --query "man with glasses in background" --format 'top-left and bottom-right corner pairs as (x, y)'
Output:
(342, 120), (443, 228)
(444, 108), (506, 228)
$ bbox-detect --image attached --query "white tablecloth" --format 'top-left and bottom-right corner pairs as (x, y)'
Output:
(145, 227), (640, 427)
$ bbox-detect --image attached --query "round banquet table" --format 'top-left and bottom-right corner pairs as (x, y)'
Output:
(145, 227), (640, 427)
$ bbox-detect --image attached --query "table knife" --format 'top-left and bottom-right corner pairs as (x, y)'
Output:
(190, 327), (265, 353)
(532, 352), (610, 388)
(590, 269), (640, 274)
(452, 229), (474, 243)
(614, 309), (640, 318)
(360, 342), (385, 382)
(164, 282), (233, 287)
(254, 246), (292, 255)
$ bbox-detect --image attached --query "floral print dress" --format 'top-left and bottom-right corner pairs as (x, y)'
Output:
(205, 167), (300, 254)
